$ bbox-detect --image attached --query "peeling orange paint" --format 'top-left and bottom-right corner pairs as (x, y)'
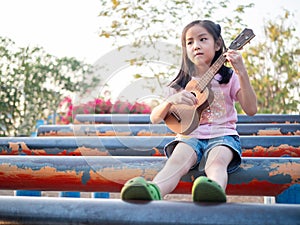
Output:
(8, 142), (20, 152)
(2, 141), (300, 157)
(243, 144), (300, 157)
(74, 147), (110, 156)
(30, 149), (47, 155)
(0, 162), (297, 196)
(37, 124), (300, 137)
(137, 131), (175, 136)
(239, 162), (255, 170)
(226, 179), (290, 196)
(6, 142), (42, 155)
(257, 129), (285, 136)
(1, 142), (112, 156)
(39, 131), (75, 136)
(269, 162), (300, 182)
(152, 147), (164, 156)
(0, 164), (84, 190)
(96, 130), (131, 136)
(99, 168), (145, 183)
(56, 150), (78, 156)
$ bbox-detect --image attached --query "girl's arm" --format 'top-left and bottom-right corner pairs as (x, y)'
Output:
(150, 101), (172, 124)
(224, 50), (257, 116)
(150, 89), (198, 124)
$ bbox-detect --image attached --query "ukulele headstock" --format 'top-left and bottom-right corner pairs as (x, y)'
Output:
(228, 28), (255, 50)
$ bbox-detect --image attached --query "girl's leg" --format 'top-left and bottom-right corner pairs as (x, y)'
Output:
(204, 146), (233, 190)
(153, 142), (197, 197)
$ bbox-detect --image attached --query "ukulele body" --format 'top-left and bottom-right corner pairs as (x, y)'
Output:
(164, 80), (214, 135)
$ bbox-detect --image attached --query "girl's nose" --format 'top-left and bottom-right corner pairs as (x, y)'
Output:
(193, 41), (200, 50)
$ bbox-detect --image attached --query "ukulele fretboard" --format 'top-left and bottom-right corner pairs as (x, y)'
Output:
(197, 54), (226, 92)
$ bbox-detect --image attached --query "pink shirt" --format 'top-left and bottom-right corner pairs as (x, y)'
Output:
(168, 72), (241, 139)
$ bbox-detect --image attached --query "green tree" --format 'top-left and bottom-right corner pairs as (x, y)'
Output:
(96, 0), (254, 94)
(98, 0), (253, 45)
(242, 10), (300, 113)
(97, 1), (299, 114)
(0, 37), (99, 136)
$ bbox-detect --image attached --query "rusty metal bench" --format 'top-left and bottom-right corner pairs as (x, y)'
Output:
(37, 123), (300, 136)
(0, 136), (299, 157)
(0, 114), (299, 204)
(0, 196), (299, 225)
(74, 113), (300, 124)
(0, 115), (300, 225)
(0, 155), (299, 198)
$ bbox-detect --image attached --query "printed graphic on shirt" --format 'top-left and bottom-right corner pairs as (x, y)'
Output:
(201, 85), (226, 124)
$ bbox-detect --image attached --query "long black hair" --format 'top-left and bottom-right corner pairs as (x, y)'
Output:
(169, 20), (233, 90)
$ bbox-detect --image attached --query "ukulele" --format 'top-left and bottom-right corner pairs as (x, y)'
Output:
(164, 28), (255, 134)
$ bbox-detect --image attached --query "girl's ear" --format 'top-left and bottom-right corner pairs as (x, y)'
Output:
(215, 38), (222, 51)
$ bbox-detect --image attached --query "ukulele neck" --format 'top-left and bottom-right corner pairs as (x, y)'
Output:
(197, 54), (227, 92)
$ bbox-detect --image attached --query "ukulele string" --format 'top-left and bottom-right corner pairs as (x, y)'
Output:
(195, 54), (227, 92)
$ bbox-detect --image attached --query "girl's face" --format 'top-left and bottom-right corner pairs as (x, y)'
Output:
(185, 25), (220, 73)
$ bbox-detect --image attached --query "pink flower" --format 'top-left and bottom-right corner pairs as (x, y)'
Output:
(95, 98), (103, 105)
(56, 96), (152, 124)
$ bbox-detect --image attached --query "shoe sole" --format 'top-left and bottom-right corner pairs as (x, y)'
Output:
(192, 177), (226, 202)
(122, 183), (154, 200)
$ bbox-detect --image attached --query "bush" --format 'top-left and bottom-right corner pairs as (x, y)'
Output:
(57, 97), (152, 124)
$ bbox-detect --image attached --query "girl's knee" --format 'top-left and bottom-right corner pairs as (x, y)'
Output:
(204, 159), (227, 174)
(205, 146), (234, 172)
(166, 144), (197, 172)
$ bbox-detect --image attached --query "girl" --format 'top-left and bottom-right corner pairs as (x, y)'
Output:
(121, 20), (257, 202)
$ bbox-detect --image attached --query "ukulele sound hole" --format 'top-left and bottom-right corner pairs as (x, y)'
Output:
(171, 111), (181, 123)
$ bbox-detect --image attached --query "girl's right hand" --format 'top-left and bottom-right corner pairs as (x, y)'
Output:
(167, 90), (198, 106)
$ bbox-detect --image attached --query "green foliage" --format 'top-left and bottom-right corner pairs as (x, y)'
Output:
(98, 0), (253, 44)
(98, 1), (299, 114)
(0, 37), (98, 136)
(242, 10), (300, 113)
(97, 0), (252, 86)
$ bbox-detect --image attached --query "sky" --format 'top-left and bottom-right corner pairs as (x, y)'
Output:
(0, 0), (299, 65)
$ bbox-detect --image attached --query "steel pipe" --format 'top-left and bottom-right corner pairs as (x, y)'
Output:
(74, 113), (300, 124)
(37, 123), (300, 136)
(0, 156), (299, 196)
(75, 113), (151, 124)
(0, 136), (299, 157)
(0, 197), (299, 225)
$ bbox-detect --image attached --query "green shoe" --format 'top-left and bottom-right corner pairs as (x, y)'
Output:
(192, 176), (227, 202)
(121, 177), (161, 200)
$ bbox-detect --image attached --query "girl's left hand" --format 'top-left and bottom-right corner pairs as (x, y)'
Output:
(223, 50), (246, 75)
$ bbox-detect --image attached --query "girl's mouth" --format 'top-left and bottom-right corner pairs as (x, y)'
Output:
(195, 52), (203, 57)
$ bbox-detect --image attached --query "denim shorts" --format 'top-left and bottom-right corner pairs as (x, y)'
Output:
(164, 135), (242, 174)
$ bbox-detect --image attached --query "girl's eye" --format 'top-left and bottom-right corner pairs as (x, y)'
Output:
(187, 41), (192, 45)
(200, 38), (207, 42)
